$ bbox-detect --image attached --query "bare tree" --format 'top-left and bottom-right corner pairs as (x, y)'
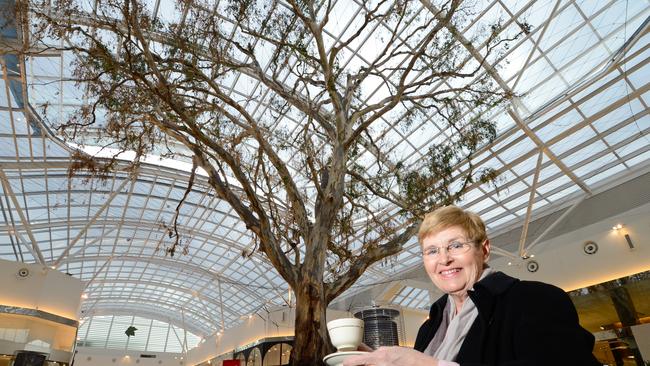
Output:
(20, 0), (524, 364)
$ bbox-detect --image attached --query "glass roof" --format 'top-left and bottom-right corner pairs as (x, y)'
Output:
(77, 314), (202, 352)
(1, 0), (649, 343)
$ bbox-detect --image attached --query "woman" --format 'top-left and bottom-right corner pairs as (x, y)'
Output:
(343, 205), (600, 366)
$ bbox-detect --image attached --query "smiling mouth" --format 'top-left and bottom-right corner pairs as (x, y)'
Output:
(439, 268), (461, 276)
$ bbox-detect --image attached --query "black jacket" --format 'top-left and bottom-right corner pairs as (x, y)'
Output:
(414, 272), (601, 366)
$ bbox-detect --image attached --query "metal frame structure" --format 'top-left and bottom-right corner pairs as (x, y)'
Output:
(1, 0), (649, 350)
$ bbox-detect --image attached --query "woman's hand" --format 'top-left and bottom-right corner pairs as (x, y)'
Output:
(342, 346), (438, 366)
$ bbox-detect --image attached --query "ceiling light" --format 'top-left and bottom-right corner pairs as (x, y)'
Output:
(624, 234), (634, 249)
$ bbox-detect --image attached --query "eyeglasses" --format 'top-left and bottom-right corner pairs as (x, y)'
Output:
(422, 240), (476, 257)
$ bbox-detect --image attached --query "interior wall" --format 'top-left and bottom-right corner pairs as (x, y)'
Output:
(400, 308), (428, 347)
(490, 202), (650, 291)
(73, 347), (184, 366)
(0, 258), (84, 319)
(0, 313), (77, 361)
(0, 258), (84, 363)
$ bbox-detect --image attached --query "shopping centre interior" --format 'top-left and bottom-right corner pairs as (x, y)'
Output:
(1, 0), (650, 365)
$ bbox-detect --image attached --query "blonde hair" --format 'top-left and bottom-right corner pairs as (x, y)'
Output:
(418, 205), (487, 245)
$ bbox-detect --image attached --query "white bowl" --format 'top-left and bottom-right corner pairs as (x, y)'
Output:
(327, 318), (364, 352)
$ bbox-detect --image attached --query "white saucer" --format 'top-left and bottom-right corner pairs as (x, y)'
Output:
(323, 351), (367, 366)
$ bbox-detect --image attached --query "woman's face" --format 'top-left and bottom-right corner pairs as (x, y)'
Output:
(421, 225), (490, 299)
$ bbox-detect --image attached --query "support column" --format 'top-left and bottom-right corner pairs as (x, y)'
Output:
(587, 277), (643, 366)
(608, 285), (643, 366)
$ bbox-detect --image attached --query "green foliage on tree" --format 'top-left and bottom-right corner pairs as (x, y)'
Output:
(125, 326), (137, 337)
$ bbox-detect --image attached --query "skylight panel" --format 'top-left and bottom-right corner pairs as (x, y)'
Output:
(155, 0), (184, 25)
(462, 1), (504, 45)
(0, 84), (9, 110)
(83, 316), (111, 348)
(584, 163), (628, 187)
(27, 77), (60, 105)
(538, 3), (583, 50)
(499, 0), (530, 15)
(59, 79), (84, 102)
(465, 194), (494, 215)
(536, 174), (573, 196)
(27, 56), (61, 78)
(560, 46), (611, 87)
(542, 183), (582, 205)
(500, 192), (530, 212)
(514, 57), (555, 95)
(500, 38), (536, 83)
(574, 0), (609, 18)
(520, 0), (560, 30)
(486, 213), (520, 231)
(627, 28), (650, 58)
(550, 122), (599, 156)
(456, 186), (485, 208)
(572, 151), (618, 178)
(497, 134), (536, 163)
(526, 75), (571, 112)
(627, 61), (650, 90)
(545, 25), (600, 71)
(623, 146), (650, 166)
(579, 79), (630, 118)
(604, 118), (648, 147)
(615, 135), (650, 159)
(590, 1), (640, 39)
(481, 205), (507, 223)
(324, 0), (361, 40)
(392, 286), (431, 309)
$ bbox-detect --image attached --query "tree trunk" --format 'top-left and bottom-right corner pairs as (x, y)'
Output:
(289, 278), (335, 366)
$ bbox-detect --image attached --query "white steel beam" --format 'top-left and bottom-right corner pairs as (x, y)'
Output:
(88, 278), (239, 319)
(1, 218), (250, 252)
(518, 150), (544, 257)
(61, 254), (270, 304)
(510, 0), (562, 90)
(53, 176), (132, 266)
(82, 256), (114, 291)
(525, 195), (588, 254)
(490, 246), (519, 260)
(508, 108), (592, 195)
(0, 169), (46, 264)
(65, 227), (116, 260)
(217, 279), (226, 332)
